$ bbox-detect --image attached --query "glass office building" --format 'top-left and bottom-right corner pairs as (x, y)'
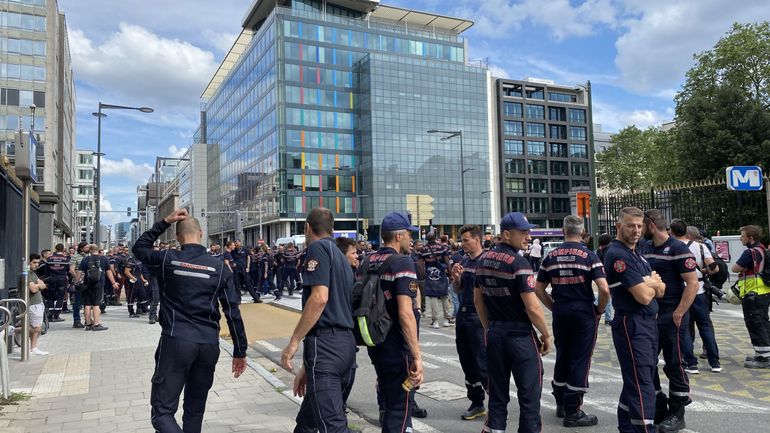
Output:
(202, 0), (488, 243)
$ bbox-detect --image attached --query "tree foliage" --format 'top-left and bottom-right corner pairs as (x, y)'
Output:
(597, 126), (676, 192)
(673, 22), (770, 181)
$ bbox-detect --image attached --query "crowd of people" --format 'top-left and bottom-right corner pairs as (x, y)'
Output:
(24, 205), (769, 433)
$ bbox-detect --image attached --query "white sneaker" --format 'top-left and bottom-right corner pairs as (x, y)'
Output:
(31, 347), (48, 356)
(431, 323), (440, 329)
(441, 321), (453, 327)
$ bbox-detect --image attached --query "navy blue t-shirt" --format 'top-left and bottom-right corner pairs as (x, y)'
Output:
(537, 241), (606, 303)
(361, 247), (417, 354)
(46, 252), (71, 278)
(736, 242), (765, 275)
(643, 236), (696, 307)
(302, 237), (354, 330)
(459, 254), (480, 307)
(604, 240), (658, 315)
(475, 242), (534, 323)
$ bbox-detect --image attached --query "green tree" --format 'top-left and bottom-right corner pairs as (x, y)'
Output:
(597, 126), (668, 192)
(673, 22), (770, 181)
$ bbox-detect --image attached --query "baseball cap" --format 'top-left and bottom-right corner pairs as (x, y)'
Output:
(381, 211), (419, 232)
(500, 212), (538, 231)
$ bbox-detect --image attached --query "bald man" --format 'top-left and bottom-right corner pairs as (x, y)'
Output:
(132, 209), (248, 433)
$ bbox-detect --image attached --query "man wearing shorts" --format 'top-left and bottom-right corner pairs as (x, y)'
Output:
(27, 254), (48, 355)
(79, 244), (110, 331)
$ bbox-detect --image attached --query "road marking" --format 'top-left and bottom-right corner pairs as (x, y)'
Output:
(255, 339), (282, 352)
(417, 381), (467, 401)
(421, 341), (457, 348)
(422, 352), (462, 368)
(413, 419), (443, 433)
(421, 329), (456, 340)
(422, 360), (440, 369)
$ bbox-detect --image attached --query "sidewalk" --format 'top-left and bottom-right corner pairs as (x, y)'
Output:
(0, 304), (301, 433)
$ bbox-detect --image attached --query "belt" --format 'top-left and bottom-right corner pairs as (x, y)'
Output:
(307, 326), (352, 336)
(614, 310), (658, 320)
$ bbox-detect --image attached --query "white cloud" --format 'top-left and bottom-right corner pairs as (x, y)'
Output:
(100, 157), (154, 183)
(100, 194), (112, 212)
(167, 145), (188, 158)
(613, 0), (770, 93)
(453, 0), (619, 41)
(202, 29), (239, 55)
(69, 23), (220, 111)
(592, 100), (673, 132)
(488, 65), (510, 79)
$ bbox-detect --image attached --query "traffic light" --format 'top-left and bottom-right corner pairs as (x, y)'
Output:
(127, 207), (132, 216)
(201, 208), (206, 217)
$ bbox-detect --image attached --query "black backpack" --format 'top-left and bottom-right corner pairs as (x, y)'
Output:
(751, 246), (770, 287)
(710, 256), (730, 289)
(351, 253), (399, 347)
(86, 256), (103, 286)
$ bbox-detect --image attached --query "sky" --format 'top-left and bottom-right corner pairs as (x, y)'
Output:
(58, 0), (770, 226)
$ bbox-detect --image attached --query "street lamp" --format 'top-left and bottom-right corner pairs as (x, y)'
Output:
(93, 103), (154, 246)
(428, 129), (468, 225)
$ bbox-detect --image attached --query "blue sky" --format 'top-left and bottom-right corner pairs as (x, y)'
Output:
(59, 0), (770, 226)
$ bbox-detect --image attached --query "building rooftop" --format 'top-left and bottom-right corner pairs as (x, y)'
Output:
(201, 29), (253, 99)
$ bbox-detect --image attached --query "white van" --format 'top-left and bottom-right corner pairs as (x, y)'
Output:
(275, 235), (306, 249)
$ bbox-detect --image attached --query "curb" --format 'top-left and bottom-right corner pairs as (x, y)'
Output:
(267, 300), (303, 314)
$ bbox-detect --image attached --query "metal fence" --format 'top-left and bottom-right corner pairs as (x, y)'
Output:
(0, 168), (39, 295)
(597, 178), (769, 238)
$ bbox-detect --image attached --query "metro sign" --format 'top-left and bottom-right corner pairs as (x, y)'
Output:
(726, 166), (763, 191)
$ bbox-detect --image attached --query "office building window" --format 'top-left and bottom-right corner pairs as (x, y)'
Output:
(530, 197), (548, 214)
(550, 142), (567, 157)
(78, 154), (92, 165)
(526, 86), (544, 99)
(551, 179), (570, 194)
(503, 101), (523, 117)
(569, 108), (586, 123)
(526, 123), (545, 138)
(504, 139), (524, 155)
(548, 92), (577, 103)
(549, 107), (566, 121)
(506, 197), (526, 213)
(502, 84), (523, 97)
(528, 159), (547, 175)
(550, 125), (567, 139)
(570, 143), (588, 159)
(504, 158), (525, 174)
(552, 198), (571, 213)
(572, 179), (590, 188)
(505, 178), (525, 193)
(78, 169), (93, 180)
(572, 162), (590, 177)
(529, 178), (548, 194)
(504, 120), (523, 136)
(527, 140), (546, 156)
(526, 104), (545, 119)
(550, 161), (568, 176)
(569, 126), (587, 141)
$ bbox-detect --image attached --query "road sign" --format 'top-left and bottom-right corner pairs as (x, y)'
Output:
(727, 166), (764, 191)
(406, 194), (434, 226)
(576, 192), (590, 217)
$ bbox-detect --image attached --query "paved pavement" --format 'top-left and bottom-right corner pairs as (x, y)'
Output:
(0, 301), (351, 433)
(254, 293), (770, 433)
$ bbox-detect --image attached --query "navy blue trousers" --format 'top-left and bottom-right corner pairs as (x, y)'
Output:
(653, 307), (691, 416)
(150, 336), (219, 433)
(612, 313), (657, 433)
(551, 302), (599, 413)
(295, 328), (357, 433)
(455, 308), (487, 405)
(484, 321), (543, 433)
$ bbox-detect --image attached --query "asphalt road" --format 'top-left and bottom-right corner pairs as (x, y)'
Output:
(240, 295), (770, 433)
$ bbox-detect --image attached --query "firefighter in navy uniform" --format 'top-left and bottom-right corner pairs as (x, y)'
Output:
(473, 212), (551, 433)
(449, 225), (488, 421)
(362, 211), (423, 433)
(604, 207), (666, 433)
(281, 243), (300, 296)
(534, 215), (609, 427)
(132, 209), (247, 433)
(280, 208), (358, 433)
(642, 209), (698, 432)
(45, 244), (74, 322)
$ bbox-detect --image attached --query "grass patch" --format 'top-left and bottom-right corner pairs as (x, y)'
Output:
(0, 391), (31, 405)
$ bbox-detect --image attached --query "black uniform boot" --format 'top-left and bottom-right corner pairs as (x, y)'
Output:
(654, 392), (669, 425)
(563, 410), (598, 427)
(658, 405), (685, 432)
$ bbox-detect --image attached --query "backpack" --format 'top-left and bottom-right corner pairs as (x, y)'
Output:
(752, 246), (770, 287)
(710, 256), (729, 289)
(86, 256), (103, 286)
(351, 253), (400, 347)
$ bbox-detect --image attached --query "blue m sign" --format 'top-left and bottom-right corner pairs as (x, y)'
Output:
(726, 166), (764, 191)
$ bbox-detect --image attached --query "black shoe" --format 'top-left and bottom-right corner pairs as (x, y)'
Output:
(563, 410), (598, 427)
(85, 324), (93, 331)
(149, 318), (156, 324)
(254, 298), (263, 303)
(658, 414), (685, 432)
(461, 404), (486, 420)
(556, 405), (565, 418)
(745, 357), (770, 369)
(92, 324), (108, 331)
(699, 352), (708, 360)
(50, 317), (65, 323)
(654, 393), (669, 425)
(412, 402), (427, 418)
(73, 321), (85, 329)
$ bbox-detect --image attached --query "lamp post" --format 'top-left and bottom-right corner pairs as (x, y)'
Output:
(93, 103), (153, 246)
(428, 129), (468, 225)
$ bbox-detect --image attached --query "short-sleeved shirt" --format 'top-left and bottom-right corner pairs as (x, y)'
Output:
(302, 237), (354, 330)
(604, 240), (658, 315)
(475, 242), (535, 323)
(223, 251), (236, 268)
(282, 249), (299, 267)
(736, 242), (765, 276)
(420, 241), (449, 269)
(360, 247), (417, 354)
(28, 271), (44, 306)
(79, 255), (111, 286)
(686, 240), (713, 294)
(643, 236), (696, 307)
(537, 241), (606, 304)
(46, 252), (71, 279)
(459, 254), (481, 307)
